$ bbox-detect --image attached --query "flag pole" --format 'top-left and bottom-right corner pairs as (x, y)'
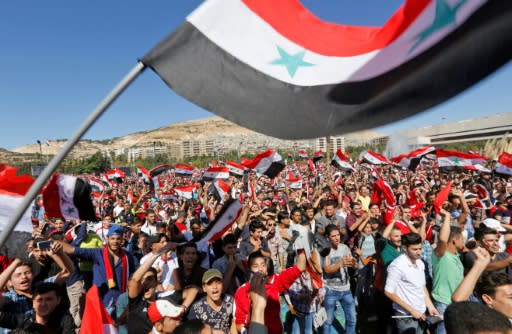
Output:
(0, 62), (146, 248)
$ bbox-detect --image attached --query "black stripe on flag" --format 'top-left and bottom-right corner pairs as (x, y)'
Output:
(73, 178), (98, 221)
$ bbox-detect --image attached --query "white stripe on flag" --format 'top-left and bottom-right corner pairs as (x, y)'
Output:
(57, 174), (80, 221)
(187, 0), (485, 85)
(0, 193), (33, 232)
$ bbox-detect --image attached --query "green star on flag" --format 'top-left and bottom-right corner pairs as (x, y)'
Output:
(452, 158), (462, 165)
(270, 46), (314, 78)
(410, 0), (468, 52)
(66, 207), (76, 215)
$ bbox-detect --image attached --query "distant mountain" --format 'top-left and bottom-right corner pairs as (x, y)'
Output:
(6, 116), (384, 161)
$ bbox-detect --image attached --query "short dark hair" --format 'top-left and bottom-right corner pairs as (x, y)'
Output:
(277, 211), (289, 223)
(476, 272), (512, 299)
(33, 282), (60, 298)
(247, 250), (274, 276)
(474, 226), (498, 242)
(249, 219), (265, 233)
(444, 301), (511, 334)
(290, 207), (303, 217)
(222, 233), (237, 247)
(324, 224), (339, 237)
(401, 232), (422, 247)
(173, 319), (205, 334)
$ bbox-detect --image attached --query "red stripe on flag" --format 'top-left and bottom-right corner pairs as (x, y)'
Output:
(242, 0), (431, 56)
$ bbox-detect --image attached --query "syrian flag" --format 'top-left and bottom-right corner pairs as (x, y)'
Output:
(298, 150), (309, 159)
(242, 150), (285, 179)
(436, 149), (485, 171)
(494, 152), (512, 176)
(175, 164), (194, 177)
(390, 146), (436, 170)
(88, 177), (105, 193)
(434, 181), (453, 214)
(196, 199), (243, 252)
(173, 185), (196, 199)
(213, 179), (231, 203)
(142, 0), (511, 140)
(331, 149), (355, 172)
(286, 171), (302, 189)
(136, 166), (151, 184)
(312, 151), (324, 163)
(105, 168), (126, 180)
(361, 151), (390, 165)
(371, 177), (396, 207)
(42, 173), (97, 221)
(202, 167), (230, 181)
(150, 164), (173, 177)
(226, 160), (246, 177)
(0, 164), (35, 232)
(80, 285), (117, 334)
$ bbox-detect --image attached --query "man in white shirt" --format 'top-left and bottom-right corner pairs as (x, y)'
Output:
(385, 232), (439, 334)
(141, 209), (157, 236)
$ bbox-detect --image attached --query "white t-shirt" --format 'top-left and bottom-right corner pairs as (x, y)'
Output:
(385, 254), (426, 315)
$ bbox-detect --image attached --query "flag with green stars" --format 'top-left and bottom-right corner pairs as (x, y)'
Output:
(436, 148), (487, 172)
(143, 0), (511, 140)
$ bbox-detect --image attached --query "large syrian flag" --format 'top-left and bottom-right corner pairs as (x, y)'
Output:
(331, 149), (355, 172)
(142, 0), (512, 140)
(494, 152), (512, 176)
(361, 150), (390, 165)
(80, 285), (117, 334)
(390, 146), (435, 170)
(242, 150), (285, 179)
(0, 164), (35, 232)
(226, 160), (245, 177)
(175, 164), (194, 177)
(42, 173), (97, 221)
(202, 167), (230, 181)
(436, 149), (486, 171)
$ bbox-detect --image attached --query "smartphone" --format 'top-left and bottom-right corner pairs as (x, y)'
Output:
(36, 240), (52, 250)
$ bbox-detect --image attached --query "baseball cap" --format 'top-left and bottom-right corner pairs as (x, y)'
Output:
(147, 299), (183, 323)
(482, 218), (506, 232)
(107, 225), (124, 237)
(202, 269), (223, 284)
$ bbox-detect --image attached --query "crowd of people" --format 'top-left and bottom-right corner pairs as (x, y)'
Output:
(1, 151), (512, 334)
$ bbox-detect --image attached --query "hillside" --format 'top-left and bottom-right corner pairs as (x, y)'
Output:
(7, 116), (383, 161)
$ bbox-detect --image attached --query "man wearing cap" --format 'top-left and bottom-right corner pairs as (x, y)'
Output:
(188, 269), (234, 334)
(148, 299), (184, 334)
(57, 224), (135, 318)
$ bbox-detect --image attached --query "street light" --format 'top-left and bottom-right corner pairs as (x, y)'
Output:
(36, 140), (43, 163)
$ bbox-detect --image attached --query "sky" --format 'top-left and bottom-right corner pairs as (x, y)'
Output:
(0, 0), (510, 150)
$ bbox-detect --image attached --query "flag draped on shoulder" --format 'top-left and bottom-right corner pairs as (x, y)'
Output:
(42, 173), (97, 221)
(390, 146), (435, 170)
(80, 285), (117, 334)
(494, 152), (512, 176)
(331, 149), (355, 172)
(0, 165), (35, 232)
(142, 0), (512, 140)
